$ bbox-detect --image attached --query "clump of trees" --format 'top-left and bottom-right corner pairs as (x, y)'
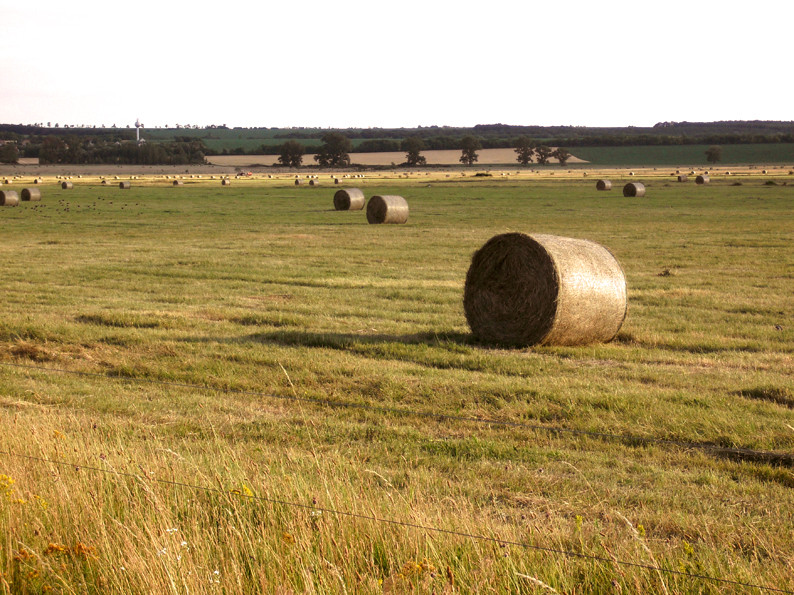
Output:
(0, 143), (19, 163)
(278, 140), (305, 167)
(705, 145), (722, 163)
(459, 136), (481, 165)
(314, 132), (351, 167)
(402, 136), (426, 166)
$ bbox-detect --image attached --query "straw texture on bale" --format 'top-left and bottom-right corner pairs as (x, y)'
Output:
(119, 181), (131, 189)
(366, 195), (409, 224)
(463, 233), (627, 346)
(677, 175), (688, 182)
(333, 188), (365, 211)
(0, 190), (20, 206)
(21, 187), (42, 201)
(61, 181), (73, 190)
(696, 174), (710, 184)
(596, 179), (612, 191)
(623, 182), (645, 197)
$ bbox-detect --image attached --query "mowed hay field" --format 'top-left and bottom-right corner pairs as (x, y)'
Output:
(0, 172), (792, 594)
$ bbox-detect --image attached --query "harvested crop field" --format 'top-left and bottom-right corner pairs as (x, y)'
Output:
(0, 173), (792, 593)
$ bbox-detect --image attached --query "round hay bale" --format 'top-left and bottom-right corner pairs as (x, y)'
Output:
(173, 180), (184, 186)
(309, 179), (318, 186)
(119, 181), (131, 189)
(366, 195), (409, 224)
(333, 188), (366, 211)
(677, 174), (688, 182)
(21, 187), (42, 201)
(61, 181), (73, 190)
(34, 178), (42, 184)
(295, 179), (303, 186)
(221, 179), (231, 186)
(623, 182), (645, 197)
(0, 190), (20, 206)
(101, 180), (108, 185)
(334, 178), (340, 184)
(695, 174), (710, 184)
(463, 233), (627, 346)
(596, 179), (612, 191)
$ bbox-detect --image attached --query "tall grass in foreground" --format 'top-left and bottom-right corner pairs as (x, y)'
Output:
(0, 178), (792, 593)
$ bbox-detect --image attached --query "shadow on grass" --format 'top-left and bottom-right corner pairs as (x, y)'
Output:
(737, 387), (794, 409)
(245, 329), (475, 350)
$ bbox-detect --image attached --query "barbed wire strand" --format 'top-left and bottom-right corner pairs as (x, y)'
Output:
(1, 360), (790, 466)
(2, 450), (790, 594)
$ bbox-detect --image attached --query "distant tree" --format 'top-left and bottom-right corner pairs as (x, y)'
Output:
(278, 140), (305, 167)
(402, 135), (426, 166)
(0, 143), (19, 164)
(705, 145), (722, 163)
(552, 147), (571, 166)
(535, 145), (552, 165)
(514, 136), (535, 165)
(314, 132), (352, 167)
(459, 135), (481, 165)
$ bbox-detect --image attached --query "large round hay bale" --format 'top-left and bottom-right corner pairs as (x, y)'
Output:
(333, 188), (365, 211)
(0, 190), (20, 206)
(623, 182), (645, 197)
(61, 181), (73, 190)
(173, 180), (184, 186)
(463, 233), (627, 346)
(119, 181), (131, 189)
(221, 179), (231, 186)
(596, 179), (612, 191)
(677, 174), (688, 182)
(21, 187), (42, 201)
(366, 195), (409, 224)
(695, 174), (710, 184)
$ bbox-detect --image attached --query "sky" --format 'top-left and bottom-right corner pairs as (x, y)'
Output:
(1, 0), (791, 130)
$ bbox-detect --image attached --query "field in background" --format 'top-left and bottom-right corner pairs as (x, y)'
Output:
(0, 172), (792, 593)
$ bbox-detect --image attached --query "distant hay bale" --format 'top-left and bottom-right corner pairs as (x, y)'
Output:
(628, 172), (635, 176)
(21, 187), (42, 201)
(334, 178), (340, 184)
(0, 190), (20, 206)
(295, 179), (303, 186)
(366, 195), (409, 224)
(677, 175), (688, 182)
(34, 178), (42, 184)
(762, 169), (768, 174)
(623, 182), (645, 197)
(695, 175), (710, 184)
(119, 181), (131, 189)
(596, 179), (612, 191)
(309, 179), (318, 186)
(101, 180), (108, 185)
(61, 181), (73, 190)
(221, 179), (231, 186)
(173, 180), (184, 186)
(333, 188), (365, 211)
(463, 233), (627, 346)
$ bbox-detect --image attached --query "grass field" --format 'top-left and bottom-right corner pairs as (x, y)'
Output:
(0, 173), (792, 593)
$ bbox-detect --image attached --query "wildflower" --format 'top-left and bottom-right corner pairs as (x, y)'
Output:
(72, 543), (97, 560)
(637, 524), (646, 537)
(282, 532), (295, 545)
(13, 548), (37, 562)
(34, 495), (48, 510)
(44, 543), (68, 556)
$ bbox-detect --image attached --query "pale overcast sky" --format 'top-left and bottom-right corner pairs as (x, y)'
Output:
(1, 0), (791, 129)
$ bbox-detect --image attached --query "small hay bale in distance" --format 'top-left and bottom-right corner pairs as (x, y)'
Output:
(0, 190), (20, 206)
(34, 178), (42, 184)
(173, 180), (184, 186)
(21, 187), (42, 201)
(333, 188), (365, 211)
(309, 179), (318, 186)
(119, 181), (131, 189)
(596, 179), (612, 191)
(366, 195), (409, 224)
(677, 174), (688, 182)
(623, 182), (645, 197)
(696, 174), (710, 184)
(61, 181), (73, 190)
(295, 179), (303, 186)
(221, 179), (231, 186)
(463, 233), (627, 347)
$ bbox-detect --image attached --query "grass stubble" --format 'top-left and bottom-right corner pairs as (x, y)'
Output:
(0, 173), (792, 593)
